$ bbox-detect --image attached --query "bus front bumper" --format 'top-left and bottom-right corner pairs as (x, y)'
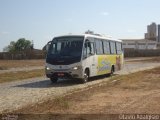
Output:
(45, 66), (83, 79)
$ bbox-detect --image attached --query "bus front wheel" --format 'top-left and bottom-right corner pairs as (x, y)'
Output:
(80, 69), (89, 83)
(50, 77), (58, 83)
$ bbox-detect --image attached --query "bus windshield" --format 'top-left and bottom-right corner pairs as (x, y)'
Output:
(47, 36), (84, 65)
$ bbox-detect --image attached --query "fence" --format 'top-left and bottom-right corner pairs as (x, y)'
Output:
(0, 50), (46, 60)
(124, 49), (160, 57)
(1, 49), (160, 59)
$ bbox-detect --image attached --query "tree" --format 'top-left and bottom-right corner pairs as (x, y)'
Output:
(3, 38), (33, 52)
(3, 41), (16, 52)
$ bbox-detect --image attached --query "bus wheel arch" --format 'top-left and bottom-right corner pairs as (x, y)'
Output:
(81, 68), (90, 83)
(85, 68), (90, 76)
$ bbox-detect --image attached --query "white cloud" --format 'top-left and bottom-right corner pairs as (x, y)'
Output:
(0, 31), (9, 35)
(101, 12), (109, 16)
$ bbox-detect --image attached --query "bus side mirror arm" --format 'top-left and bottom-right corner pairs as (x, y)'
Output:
(46, 41), (51, 51)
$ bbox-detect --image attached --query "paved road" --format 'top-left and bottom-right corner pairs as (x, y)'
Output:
(0, 59), (160, 113)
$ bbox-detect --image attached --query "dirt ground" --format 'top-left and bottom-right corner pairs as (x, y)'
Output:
(15, 66), (160, 115)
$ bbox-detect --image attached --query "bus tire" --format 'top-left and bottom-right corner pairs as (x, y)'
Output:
(50, 77), (58, 83)
(80, 69), (89, 83)
(110, 66), (114, 75)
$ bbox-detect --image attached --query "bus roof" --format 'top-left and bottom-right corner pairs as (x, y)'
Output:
(54, 34), (122, 42)
(84, 34), (122, 42)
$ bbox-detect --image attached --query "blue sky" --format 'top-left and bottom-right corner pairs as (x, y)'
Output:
(0, 0), (160, 51)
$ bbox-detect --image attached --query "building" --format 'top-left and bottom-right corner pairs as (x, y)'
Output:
(122, 22), (160, 50)
(122, 39), (157, 50)
(145, 22), (157, 40)
(158, 24), (160, 43)
(157, 24), (160, 49)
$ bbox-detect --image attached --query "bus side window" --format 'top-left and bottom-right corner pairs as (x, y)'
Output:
(95, 39), (103, 55)
(110, 41), (116, 54)
(116, 42), (122, 54)
(103, 40), (110, 54)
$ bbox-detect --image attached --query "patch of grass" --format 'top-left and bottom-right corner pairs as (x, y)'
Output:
(0, 66), (8, 70)
(109, 67), (160, 90)
(14, 66), (160, 114)
(53, 97), (70, 109)
(0, 60), (44, 69)
(0, 69), (44, 83)
(15, 96), (70, 114)
(145, 67), (160, 74)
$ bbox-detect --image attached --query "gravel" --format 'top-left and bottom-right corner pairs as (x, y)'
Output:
(0, 59), (160, 113)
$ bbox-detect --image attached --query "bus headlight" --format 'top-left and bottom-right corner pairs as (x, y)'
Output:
(73, 66), (80, 70)
(46, 66), (51, 71)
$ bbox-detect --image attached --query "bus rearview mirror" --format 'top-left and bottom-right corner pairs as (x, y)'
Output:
(46, 41), (51, 51)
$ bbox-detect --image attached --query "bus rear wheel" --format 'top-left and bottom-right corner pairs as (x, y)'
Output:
(110, 66), (114, 75)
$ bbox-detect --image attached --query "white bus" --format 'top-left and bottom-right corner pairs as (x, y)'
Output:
(45, 33), (124, 83)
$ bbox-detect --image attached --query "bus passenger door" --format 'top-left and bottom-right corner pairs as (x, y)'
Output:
(83, 41), (97, 77)
(90, 53), (97, 77)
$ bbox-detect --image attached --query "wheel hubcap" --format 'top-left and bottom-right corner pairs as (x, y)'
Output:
(84, 73), (88, 82)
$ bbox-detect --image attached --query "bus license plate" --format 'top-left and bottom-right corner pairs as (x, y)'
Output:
(58, 73), (64, 76)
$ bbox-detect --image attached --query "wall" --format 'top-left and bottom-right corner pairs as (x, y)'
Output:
(122, 39), (157, 50)
(124, 49), (160, 57)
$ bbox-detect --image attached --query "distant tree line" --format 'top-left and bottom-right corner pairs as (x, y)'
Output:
(3, 38), (34, 52)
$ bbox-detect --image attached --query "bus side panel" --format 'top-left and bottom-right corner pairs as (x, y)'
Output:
(82, 55), (98, 77)
(97, 55), (112, 75)
(97, 54), (123, 75)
